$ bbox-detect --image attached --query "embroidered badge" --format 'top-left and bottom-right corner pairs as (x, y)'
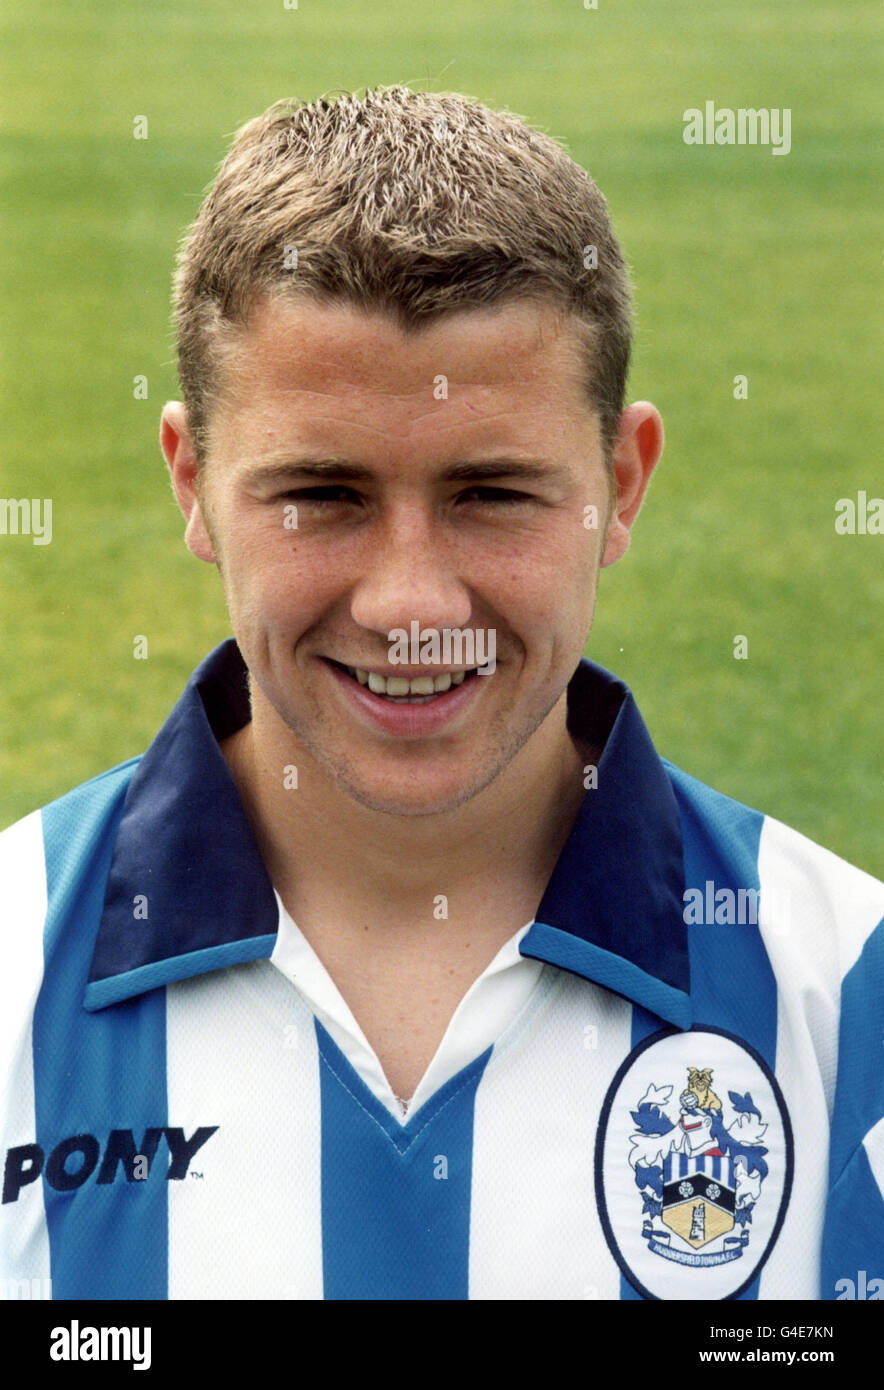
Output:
(596, 1029), (792, 1300)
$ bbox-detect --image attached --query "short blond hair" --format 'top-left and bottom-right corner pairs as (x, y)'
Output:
(173, 86), (633, 464)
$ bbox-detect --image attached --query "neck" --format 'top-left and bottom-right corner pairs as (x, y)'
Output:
(221, 689), (593, 932)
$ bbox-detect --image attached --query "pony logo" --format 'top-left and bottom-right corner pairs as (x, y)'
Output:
(596, 1030), (793, 1300)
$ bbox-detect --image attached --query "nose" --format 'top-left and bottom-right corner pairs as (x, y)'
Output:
(349, 502), (473, 638)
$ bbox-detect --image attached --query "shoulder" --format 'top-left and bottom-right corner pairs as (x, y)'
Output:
(662, 757), (884, 975)
(662, 756), (882, 892)
(0, 757), (143, 915)
(1, 755), (142, 843)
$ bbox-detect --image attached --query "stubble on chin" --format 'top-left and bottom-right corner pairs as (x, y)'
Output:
(284, 680), (567, 819)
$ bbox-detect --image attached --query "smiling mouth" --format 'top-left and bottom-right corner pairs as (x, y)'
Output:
(326, 659), (480, 702)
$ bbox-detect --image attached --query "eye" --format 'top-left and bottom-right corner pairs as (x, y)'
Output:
(279, 486), (361, 504)
(458, 487), (534, 505)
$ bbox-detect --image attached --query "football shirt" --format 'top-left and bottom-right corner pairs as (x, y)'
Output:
(1, 640), (881, 1299)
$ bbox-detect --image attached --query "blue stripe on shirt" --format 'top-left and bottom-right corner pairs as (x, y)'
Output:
(34, 771), (168, 1299)
(316, 1020), (490, 1300)
(827, 917), (884, 1182)
(620, 768), (778, 1301)
(667, 767), (775, 1301)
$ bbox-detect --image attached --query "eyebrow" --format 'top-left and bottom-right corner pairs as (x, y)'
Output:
(244, 457), (569, 484)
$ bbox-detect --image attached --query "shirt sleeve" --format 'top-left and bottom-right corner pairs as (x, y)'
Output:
(820, 916), (884, 1299)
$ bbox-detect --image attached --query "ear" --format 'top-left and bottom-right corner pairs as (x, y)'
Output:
(600, 402), (664, 568)
(160, 402), (217, 564)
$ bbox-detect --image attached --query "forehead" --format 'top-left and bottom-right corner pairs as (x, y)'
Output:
(210, 293), (598, 456)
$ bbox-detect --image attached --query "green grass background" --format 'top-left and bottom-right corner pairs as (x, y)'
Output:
(1, 0), (880, 874)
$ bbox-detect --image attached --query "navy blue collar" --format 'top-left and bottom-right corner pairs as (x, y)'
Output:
(85, 640), (690, 1028)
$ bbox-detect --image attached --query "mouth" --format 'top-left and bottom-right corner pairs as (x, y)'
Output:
(325, 658), (481, 703)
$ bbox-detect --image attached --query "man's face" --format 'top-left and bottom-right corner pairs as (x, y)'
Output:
(171, 294), (631, 816)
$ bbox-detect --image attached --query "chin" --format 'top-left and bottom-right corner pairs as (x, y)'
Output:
(334, 761), (500, 818)
(341, 781), (479, 818)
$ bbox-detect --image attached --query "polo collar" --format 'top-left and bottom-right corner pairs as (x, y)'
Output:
(84, 641), (279, 1011)
(523, 660), (691, 1028)
(84, 640), (690, 1028)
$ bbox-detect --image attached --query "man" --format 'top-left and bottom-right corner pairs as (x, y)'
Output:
(1, 86), (881, 1302)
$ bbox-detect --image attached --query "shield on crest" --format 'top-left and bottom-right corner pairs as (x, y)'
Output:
(660, 1152), (737, 1249)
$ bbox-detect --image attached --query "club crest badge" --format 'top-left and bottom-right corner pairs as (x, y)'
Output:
(596, 1028), (792, 1300)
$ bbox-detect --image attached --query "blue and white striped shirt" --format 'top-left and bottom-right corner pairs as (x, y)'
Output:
(2, 640), (881, 1299)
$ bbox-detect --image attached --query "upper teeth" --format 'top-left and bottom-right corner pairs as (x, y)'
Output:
(347, 667), (470, 695)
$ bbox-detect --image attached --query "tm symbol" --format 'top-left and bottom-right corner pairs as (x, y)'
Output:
(190, 1171), (204, 1180)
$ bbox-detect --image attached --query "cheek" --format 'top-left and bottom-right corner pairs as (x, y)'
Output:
(218, 527), (335, 632)
(498, 528), (599, 633)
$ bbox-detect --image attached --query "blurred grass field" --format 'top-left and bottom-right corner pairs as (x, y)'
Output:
(0, 0), (880, 873)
